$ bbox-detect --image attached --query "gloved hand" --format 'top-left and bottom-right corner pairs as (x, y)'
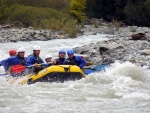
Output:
(6, 70), (10, 74)
(52, 60), (56, 65)
(34, 63), (41, 68)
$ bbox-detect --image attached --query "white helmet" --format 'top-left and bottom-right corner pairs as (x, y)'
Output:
(45, 54), (52, 59)
(33, 46), (40, 50)
(18, 47), (25, 52)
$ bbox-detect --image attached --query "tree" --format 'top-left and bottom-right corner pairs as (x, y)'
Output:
(69, 0), (86, 22)
(124, 0), (147, 26)
(143, 0), (150, 26)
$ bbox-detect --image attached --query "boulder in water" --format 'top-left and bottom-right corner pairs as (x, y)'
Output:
(130, 33), (146, 40)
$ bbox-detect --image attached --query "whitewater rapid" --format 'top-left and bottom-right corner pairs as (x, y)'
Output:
(0, 34), (150, 113)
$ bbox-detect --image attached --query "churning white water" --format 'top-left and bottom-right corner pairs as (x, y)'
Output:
(0, 34), (150, 113)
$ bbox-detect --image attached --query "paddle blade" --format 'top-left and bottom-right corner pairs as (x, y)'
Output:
(0, 73), (6, 76)
(85, 62), (93, 66)
(11, 65), (25, 74)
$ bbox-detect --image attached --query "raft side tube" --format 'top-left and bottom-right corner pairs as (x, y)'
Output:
(22, 65), (86, 84)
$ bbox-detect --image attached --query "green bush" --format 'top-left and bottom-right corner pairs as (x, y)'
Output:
(63, 19), (81, 38)
(0, 0), (87, 37)
(5, 4), (64, 27)
(0, 0), (14, 23)
(3, 4), (80, 37)
(112, 19), (122, 31)
(130, 26), (137, 32)
(13, 0), (71, 11)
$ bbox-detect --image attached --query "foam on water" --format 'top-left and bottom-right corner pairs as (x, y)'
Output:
(0, 34), (108, 73)
(79, 62), (150, 100)
(0, 34), (150, 113)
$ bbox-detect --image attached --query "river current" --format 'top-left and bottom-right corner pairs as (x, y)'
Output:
(0, 34), (150, 113)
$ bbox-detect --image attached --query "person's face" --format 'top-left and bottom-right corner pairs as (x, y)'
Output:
(34, 50), (40, 56)
(45, 58), (52, 63)
(18, 52), (25, 57)
(10, 54), (16, 57)
(68, 54), (74, 59)
(59, 52), (66, 58)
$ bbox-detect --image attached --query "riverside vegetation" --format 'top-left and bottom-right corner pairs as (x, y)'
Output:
(0, 0), (150, 38)
(0, 0), (85, 38)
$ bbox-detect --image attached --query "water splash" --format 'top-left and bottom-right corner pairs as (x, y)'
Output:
(0, 34), (150, 113)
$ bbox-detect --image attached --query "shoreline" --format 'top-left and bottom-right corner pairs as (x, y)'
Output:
(75, 24), (150, 67)
(0, 23), (150, 66)
(0, 27), (65, 43)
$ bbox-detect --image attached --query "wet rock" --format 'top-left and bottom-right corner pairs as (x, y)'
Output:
(80, 50), (89, 54)
(0, 28), (61, 42)
(139, 50), (150, 56)
(99, 47), (109, 54)
(89, 23), (150, 64)
(0, 24), (13, 29)
(1, 21), (150, 66)
(74, 24), (150, 66)
(140, 42), (150, 50)
(130, 33), (146, 40)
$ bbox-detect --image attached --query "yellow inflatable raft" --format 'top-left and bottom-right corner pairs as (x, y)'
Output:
(19, 65), (86, 85)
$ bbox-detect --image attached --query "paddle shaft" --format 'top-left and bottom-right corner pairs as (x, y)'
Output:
(27, 62), (53, 68)
(0, 73), (6, 76)
(82, 67), (96, 70)
(11, 62), (53, 74)
(0, 62), (53, 76)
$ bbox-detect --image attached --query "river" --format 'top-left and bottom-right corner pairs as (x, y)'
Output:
(0, 34), (150, 113)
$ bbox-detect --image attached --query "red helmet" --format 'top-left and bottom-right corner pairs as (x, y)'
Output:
(9, 49), (17, 56)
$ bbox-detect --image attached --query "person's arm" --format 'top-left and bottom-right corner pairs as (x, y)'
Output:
(3, 60), (9, 71)
(0, 60), (2, 66)
(0, 59), (8, 71)
(4, 57), (13, 73)
(26, 56), (34, 66)
(52, 59), (56, 65)
(0, 59), (6, 66)
(78, 56), (86, 68)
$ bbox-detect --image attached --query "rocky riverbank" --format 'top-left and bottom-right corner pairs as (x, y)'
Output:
(0, 27), (65, 43)
(0, 21), (150, 67)
(75, 23), (150, 67)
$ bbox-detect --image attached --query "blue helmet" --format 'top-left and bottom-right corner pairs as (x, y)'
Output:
(59, 49), (66, 54)
(67, 49), (74, 55)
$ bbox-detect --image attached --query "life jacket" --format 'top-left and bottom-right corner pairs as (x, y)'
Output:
(27, 54), (41, 64)
(8, 55), (26, 76)
(17, 55), (26, 66)
(35, 56), (41, 64)
(66, 58), (76, 65)
(55, 58), (65, 65)
(64, 56), (86, 68)
(6, 55), (26, 71)
(26, 54), (44, 67)
(66, 56), (79, 65)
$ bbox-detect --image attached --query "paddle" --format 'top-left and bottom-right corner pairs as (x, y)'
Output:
(0, 73), (6, 76)
(83, 64), (108, 75)
(11, 62), (53, 74)
(83, 64), (107, 70)
(85, 62), (93, 66)
(11, 65), (25, 74)
(82, 67), (96, 70)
